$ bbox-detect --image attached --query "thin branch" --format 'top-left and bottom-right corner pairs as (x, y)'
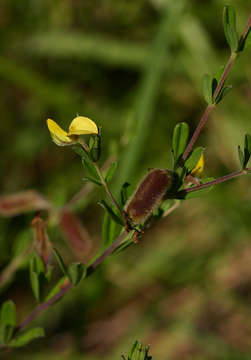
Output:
(13, 230), (128, 336)
(182, 104), (215, 160)
(182, 13), (251, 161)
(239, 14), (251, 47)
(66, 156), (114, 209)
(93, 162), (124, 219)
(77, 137), (124, 219)
(180, 168), (250, 195)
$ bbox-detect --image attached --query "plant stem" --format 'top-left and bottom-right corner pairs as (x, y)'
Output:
(180, 168), (250, 195)
(239, 14), (251, 48)
(93, 162), (124, 219)
(13, 230), (128, 337)
(182, 104), (215, 160)
(77, 137), (123, 219)
(182, 11), (251, 162)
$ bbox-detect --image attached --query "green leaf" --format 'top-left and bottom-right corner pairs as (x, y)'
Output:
(202, 73), (214, 104)
(245, 134), (251, 154)
(127, 341), (152, 360)
(82, 176), (102, 186)
(30, 255), (46, 275)
(10, 327), (45, 348)
(67, 263), (86, 286)
(238, 145), (245, 168)
(172, 122), (189, 167)
(243, 29), (251, 50)
(29, 255), (47, 302)
(98, 200), (124, 226)
(89, 134), (101, 162)
(184, 147), (204, 174)
(52, 248), (68, 276)
(0, 324), (14, 345)
(102, 213), (111, 245)
(0, 300), (16, 328)
(45, 276), (68, 302)
(72, 144), (89, 158)
(30, 271), (40, 302)
(215, 85), (232, 104)
(105, 162), (117, 182)
(120, 182), (131, 206)
(102, 213), (120, 246)
(214, 65), (225, 83)
(223, 6), (239, 52)
(82, 158), (100, 182)
(244, 133), (251, 168)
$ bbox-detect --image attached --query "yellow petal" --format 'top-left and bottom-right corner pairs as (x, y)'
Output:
(47, 119), (73, 146)
(191, 153), (205, 177)
(68, 116), (98, 135)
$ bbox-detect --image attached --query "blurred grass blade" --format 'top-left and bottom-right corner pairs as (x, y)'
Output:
(22, 32), (151, 69)
(114, 2), (185, 192)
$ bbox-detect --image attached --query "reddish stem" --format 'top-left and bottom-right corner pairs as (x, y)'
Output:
(182, 168), (250, 195)
(182, 12), (251, 162)
(11, 231), (127, 338)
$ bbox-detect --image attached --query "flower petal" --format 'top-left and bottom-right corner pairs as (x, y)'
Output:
(68, 116), (98, 135)
(47, 119), (73, 146)
(191, 153), (205, 177)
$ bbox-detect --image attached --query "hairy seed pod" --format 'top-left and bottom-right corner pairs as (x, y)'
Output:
(124, 169), (173, 227)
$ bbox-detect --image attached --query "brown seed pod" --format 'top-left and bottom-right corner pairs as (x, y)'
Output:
(124, 169), (173, 228)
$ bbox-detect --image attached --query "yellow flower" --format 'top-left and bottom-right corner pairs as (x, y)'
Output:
(191, 153), (205, 177)
(47, 116), (98, 146)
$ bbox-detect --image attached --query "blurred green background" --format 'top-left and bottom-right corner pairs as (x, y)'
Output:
(0, 0), (251, 359)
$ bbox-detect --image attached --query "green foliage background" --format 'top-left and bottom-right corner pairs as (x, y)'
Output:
(0, 0), (251, 358)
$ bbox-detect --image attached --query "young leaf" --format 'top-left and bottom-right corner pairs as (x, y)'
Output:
(98, 200), (124, 226)
(244, 133), (251, 168)
(102, 213), (120, 246)
(67, 263), (86, 286)
(29, 271), (40, 302)
(72, 144), (89, 158)
(223, 6), (239, 52)
(52, 248), (68, 276)
(89, 134), (101, 162)
(238, 145), (245, 169)
(202, 74), (214, 104)
(126, 340), (152, 360)
(10, 327), (45, 348)
(105, 162), (117, 183)
(0, 300), (16, 344)
(83, 176), (102, 186)
(120, 182), (131, 206)
(184, 147), (205, 174)
(30, 255), (46, 275)
(243, 29), (251, 50)
(0, 300), (16, 328)
(172, 122), (189, 167)
(102, 213), (111, 245)
(82, 158), (100, 182)
(215, 85), (232, 105)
